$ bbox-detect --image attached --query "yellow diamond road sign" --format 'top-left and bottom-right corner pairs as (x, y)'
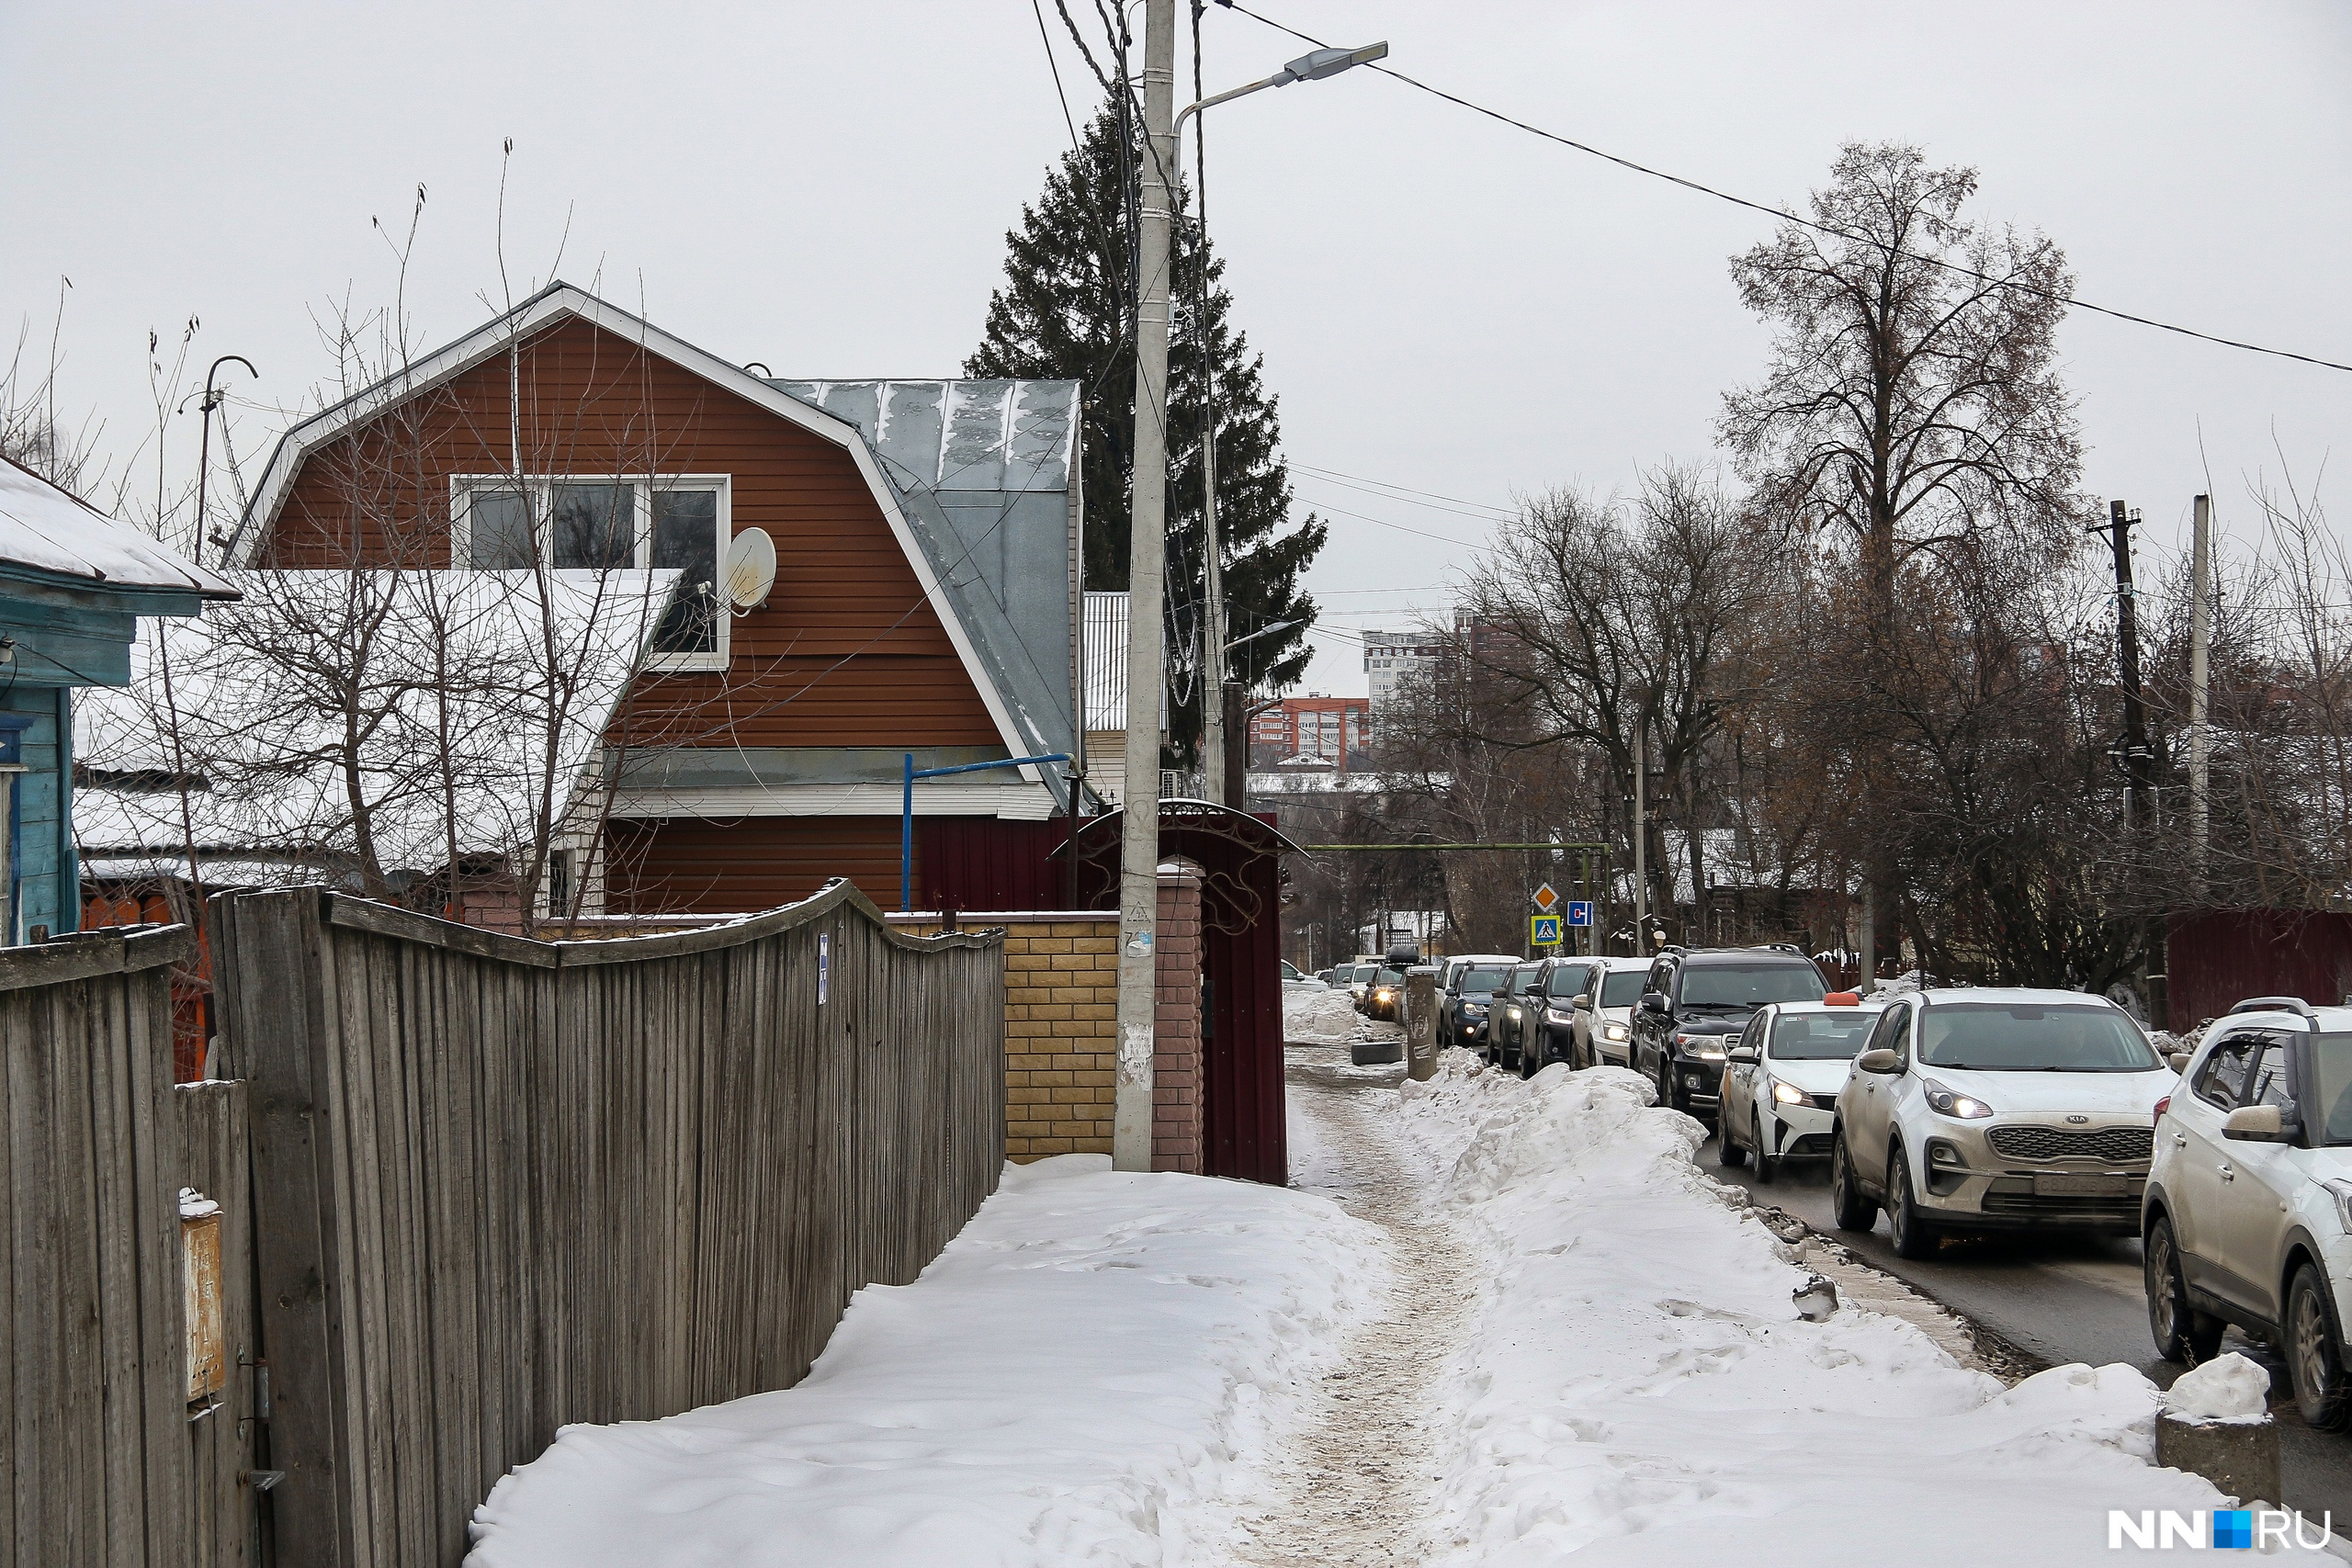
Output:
(1532, 883), (1560, 912)
(1531, 913), (1564, 947)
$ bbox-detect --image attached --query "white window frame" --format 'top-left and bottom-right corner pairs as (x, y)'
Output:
(449, 474), (733, 673)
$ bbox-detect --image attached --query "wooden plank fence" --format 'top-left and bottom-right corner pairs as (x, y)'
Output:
(210, 876), (1004, 1568)
(0, 926), (202, 1568)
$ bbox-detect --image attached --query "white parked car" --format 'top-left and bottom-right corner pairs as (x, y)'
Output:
(1829, 987), (2173, 1258)
(2143, 997), (2352, 1431)
(1718, 997), (1886, 1181)
(1570, 954), (1650, 1069)
(1280, 960), (1327, 992)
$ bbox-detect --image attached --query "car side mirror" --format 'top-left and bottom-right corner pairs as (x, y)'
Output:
(1856, 1048), (1901, 1074)
(1572, 993), (1592, 1009)
(1726, 1043), (1758, 1063)
(2166, 1052), (2190, 1074)
(2222, 1103), (2294, 1143)
(1640, 992), (1668, 1015)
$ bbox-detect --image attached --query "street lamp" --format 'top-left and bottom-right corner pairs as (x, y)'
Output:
(1110, 2), (1382, 1173)
(1175, 40), (1385, 810)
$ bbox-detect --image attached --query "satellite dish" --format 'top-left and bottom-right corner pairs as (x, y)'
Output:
(722, 527), (776, 613)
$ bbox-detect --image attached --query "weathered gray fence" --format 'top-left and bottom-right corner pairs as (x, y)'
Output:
(210, 877), (1005, 1568)
(0, 927), (200, 1567)
(177, 1078), (258, 1568)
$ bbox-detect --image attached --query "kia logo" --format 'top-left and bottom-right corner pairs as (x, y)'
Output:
(2065, 1114), (2090, 1124)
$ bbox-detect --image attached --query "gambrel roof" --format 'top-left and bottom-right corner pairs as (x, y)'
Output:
(223, 283), (1079, 795)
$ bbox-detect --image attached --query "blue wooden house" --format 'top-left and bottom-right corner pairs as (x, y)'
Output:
(0, 457), (235, 942)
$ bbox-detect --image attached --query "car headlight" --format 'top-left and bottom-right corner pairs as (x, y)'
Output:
(2324, 1179), (2352, 1235)
(1463, 1002), (1487, 1016)
(1675, 1032), (1726, 1060)
(1921, 1077), (1994, 1120)
(1770, 1078), (1809, 1107)
(1602, 1021), (1629, 1043)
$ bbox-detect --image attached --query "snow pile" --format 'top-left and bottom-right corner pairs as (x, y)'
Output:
(1283, 984), (1360, 1043)
(1383, 1053), (2312, 1565)
(2165, 1352), (2271, 1423)
(466, 1156), (1384, 1568)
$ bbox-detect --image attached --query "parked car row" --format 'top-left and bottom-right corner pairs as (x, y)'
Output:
(1430, 942), (2352, 1430)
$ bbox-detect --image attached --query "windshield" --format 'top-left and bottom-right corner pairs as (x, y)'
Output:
(1679, 961), (1826, 1009)
(2311, 1034), (2352, 1145)
(1460, 965), (1511, 993)
(1770, 1011), (1880, 1061)
(1545, 964), (1593, 998)
(1376, 969), (1402, 986)
(1600, 970), (1647, 1008)
(1916, 1003), (2162, 1072)
(1351, 964), (1378, 982)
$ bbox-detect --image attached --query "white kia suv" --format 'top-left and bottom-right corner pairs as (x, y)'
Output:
(2142, 996), (2352, 1431)
(1720, 995), (1886, 1182)
(1829, 987), (2173, 1258)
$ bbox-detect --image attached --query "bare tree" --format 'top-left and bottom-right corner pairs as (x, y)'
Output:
(1456, 465), (1784, 939)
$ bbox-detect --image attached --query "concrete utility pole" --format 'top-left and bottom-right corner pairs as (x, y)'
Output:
(2189, 492), (2213, 890)
(1112, 0), (1177, 1173)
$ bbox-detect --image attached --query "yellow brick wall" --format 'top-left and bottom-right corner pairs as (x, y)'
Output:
(894, 916), (1119, 1160)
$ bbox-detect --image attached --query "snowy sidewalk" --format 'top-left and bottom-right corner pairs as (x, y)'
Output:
(470, 1045), (2319, 1565)
(1376, 1052), (2319, 1565)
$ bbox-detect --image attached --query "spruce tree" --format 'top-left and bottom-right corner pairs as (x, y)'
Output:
(967, 103), (1326, 756)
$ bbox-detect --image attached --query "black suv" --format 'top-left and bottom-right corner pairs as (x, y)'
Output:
(1630, 945), (1827, 1119)
(1500, 955), (1595, 1077)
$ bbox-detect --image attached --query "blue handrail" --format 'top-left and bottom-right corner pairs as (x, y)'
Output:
(902, 752), (1072, 910)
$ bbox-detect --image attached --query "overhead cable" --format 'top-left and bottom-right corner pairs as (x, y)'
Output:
(1216, 0), (2352, 377)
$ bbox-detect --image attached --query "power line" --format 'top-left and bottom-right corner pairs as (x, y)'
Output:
(1297, 494), (1487, 550)
(1290, 461), (1517, 517)
(1293, 472), (1516, 525)
(1216, 1), (2352, 378)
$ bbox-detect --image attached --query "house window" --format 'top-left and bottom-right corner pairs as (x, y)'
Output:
(452, 475), (732, 671)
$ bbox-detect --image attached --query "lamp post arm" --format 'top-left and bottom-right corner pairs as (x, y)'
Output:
(1173, 73), (1287, 139)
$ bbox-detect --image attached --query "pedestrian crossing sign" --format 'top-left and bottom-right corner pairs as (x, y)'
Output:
(1530, 913), (1564, 947)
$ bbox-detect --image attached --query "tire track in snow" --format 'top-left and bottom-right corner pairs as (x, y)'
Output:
(1227, 1046), (1479, 1568)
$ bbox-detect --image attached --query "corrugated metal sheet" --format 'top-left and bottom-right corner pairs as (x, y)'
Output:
(772, 378), (1080, 805)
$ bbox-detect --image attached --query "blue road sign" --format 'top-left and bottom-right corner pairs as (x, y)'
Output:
(1565, 900), (1594, 928)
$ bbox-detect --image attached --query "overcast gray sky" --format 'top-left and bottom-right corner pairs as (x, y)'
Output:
(6, 1), (2349, 695)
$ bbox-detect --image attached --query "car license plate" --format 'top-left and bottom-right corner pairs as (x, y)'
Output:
(2033, 1172), (2129, 1197)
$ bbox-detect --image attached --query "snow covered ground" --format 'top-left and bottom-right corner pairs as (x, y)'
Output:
(467, 1158), (1385, 1566)
(1383, 1053), (2322, 1564)
(470, 1046), (2328, 1565)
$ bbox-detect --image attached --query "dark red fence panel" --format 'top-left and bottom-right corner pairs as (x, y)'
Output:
(2167, 908), (2352, 1030)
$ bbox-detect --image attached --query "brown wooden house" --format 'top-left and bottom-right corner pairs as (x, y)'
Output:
(216, 283), (1083, 916)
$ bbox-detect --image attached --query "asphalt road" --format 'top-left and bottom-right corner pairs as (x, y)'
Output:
(1692, 1129), (2352, 1524)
